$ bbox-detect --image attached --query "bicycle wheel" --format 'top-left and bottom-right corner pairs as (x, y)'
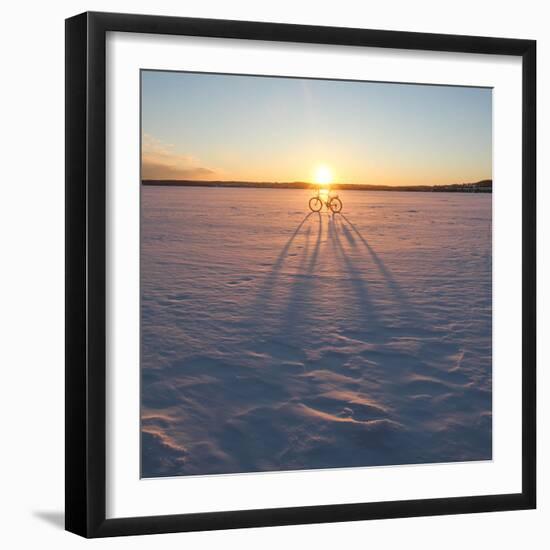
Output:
(329, 197), (343, 213)
(309, 197), (323, 212)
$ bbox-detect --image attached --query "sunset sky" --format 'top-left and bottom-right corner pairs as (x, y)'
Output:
(141, 70), (492, 186)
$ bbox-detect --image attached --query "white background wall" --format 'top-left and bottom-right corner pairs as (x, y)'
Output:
(0, 1), (546, 548)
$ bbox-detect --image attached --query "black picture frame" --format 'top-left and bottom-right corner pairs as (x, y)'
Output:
(65, 11), (536, 538)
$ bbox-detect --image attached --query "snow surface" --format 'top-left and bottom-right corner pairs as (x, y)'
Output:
(141, 187), (492, 477)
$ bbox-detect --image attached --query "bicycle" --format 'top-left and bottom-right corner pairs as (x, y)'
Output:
(308, 188), (343, 213)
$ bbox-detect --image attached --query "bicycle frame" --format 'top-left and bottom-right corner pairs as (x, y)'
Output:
(309, 187), (343, 213)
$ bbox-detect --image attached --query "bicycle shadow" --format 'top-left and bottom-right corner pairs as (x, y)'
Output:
(250, 207), (420, 347)
(251, 211), (320, 311)
(336, 212), (422, 320)
(327, 213), (383, 328)
(276, 211), (324, 332)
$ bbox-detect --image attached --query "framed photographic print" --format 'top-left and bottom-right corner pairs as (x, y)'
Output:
(65, 11), (536, 537)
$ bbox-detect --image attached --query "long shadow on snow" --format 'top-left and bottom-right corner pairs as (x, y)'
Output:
(276, 212), (323, 334)
(328, 213), (383, 330)
(251, 211), (319, 311)
(246, 211), (321, 361)
(338, 212), (423, 322)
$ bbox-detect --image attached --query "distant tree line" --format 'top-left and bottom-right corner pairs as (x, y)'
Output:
(142, 179), (492, 193)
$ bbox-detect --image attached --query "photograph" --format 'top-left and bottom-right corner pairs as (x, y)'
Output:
(140, 70), (493, 478)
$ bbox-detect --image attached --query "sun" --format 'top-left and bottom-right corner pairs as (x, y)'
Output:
(314, 165), (333, 186)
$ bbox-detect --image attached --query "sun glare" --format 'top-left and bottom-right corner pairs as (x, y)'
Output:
(314, 165), (333, 186)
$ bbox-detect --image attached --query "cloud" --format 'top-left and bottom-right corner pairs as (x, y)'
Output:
(141, 133), (217, 180)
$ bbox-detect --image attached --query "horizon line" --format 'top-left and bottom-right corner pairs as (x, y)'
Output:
(141, 178), (492, 188)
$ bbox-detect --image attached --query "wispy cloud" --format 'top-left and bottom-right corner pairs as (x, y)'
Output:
(141, 133), (216, 180)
